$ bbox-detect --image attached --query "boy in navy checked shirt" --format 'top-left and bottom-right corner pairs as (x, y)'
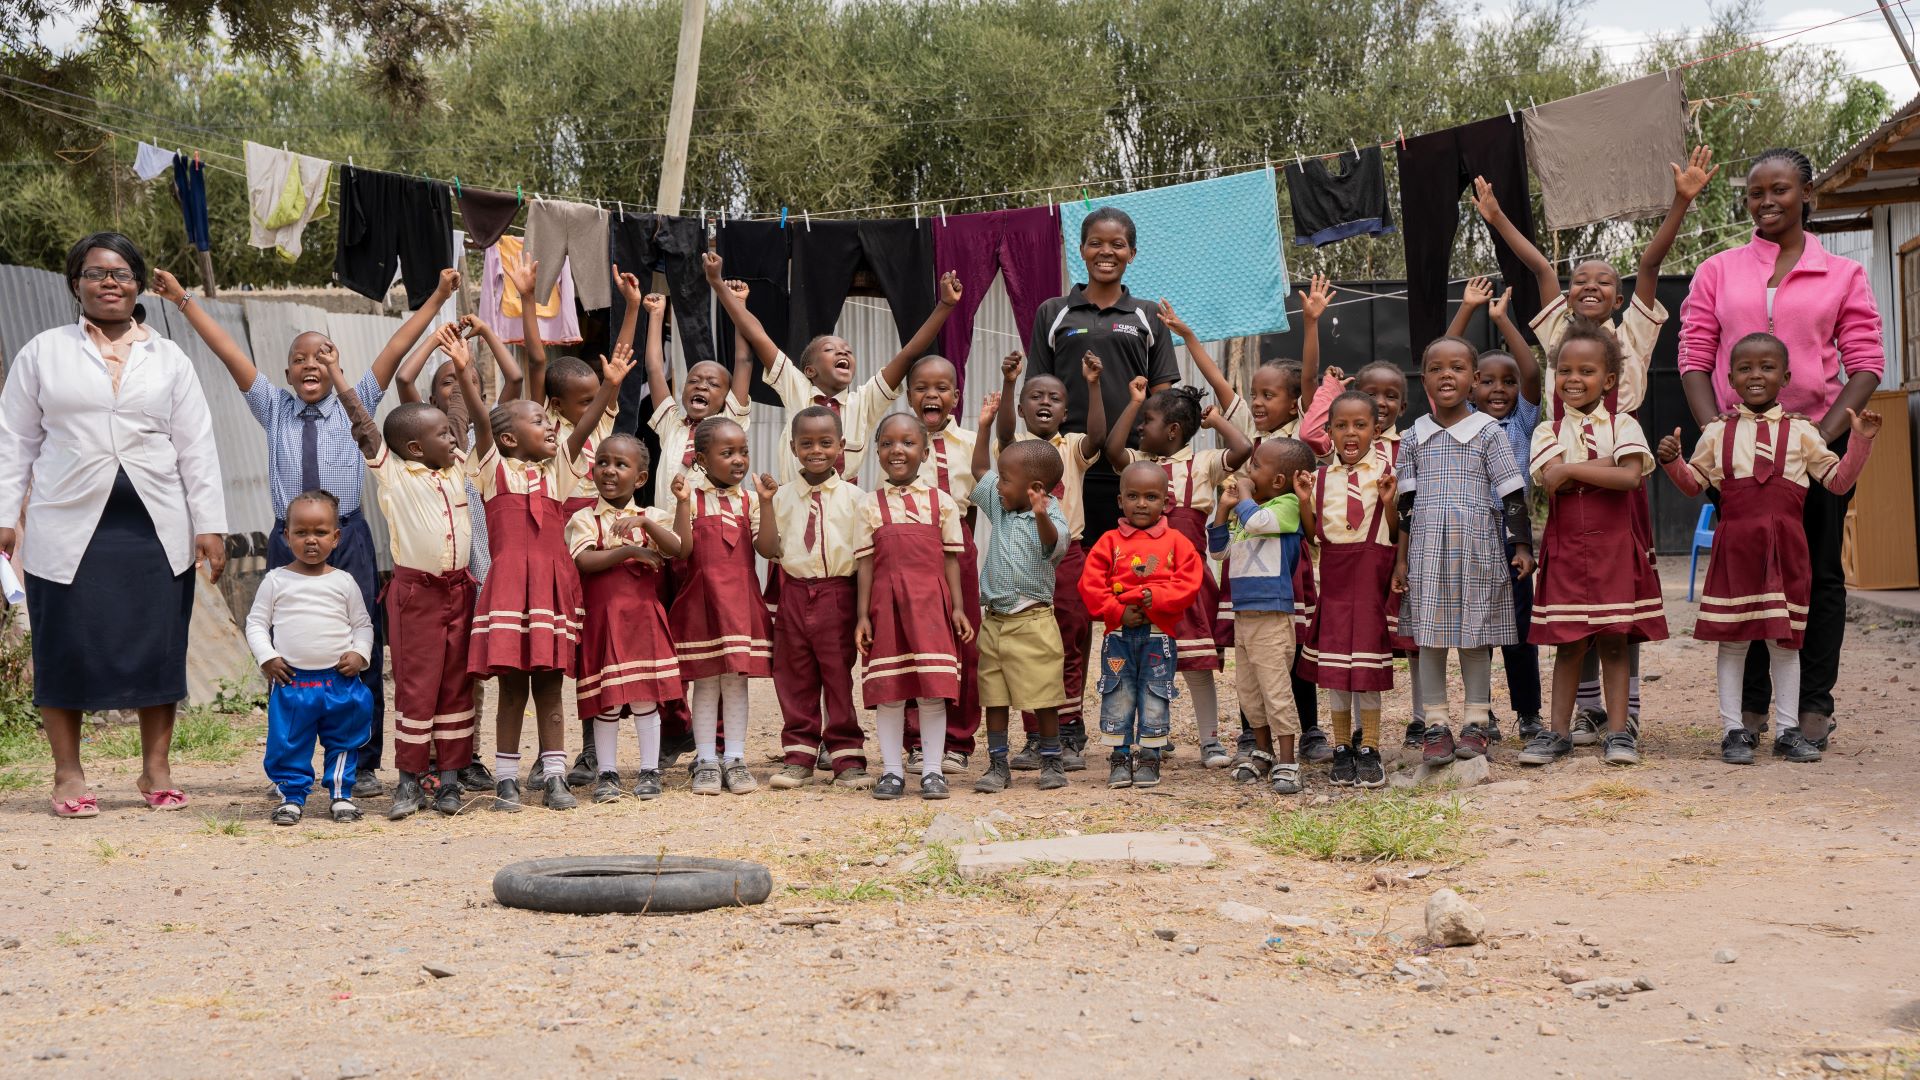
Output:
(968, 427), (1072, 794)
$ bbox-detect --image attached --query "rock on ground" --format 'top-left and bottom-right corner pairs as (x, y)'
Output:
(1425, 888), (1486, 946)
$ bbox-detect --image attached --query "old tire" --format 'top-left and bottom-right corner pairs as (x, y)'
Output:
(492, 855), (772, 915)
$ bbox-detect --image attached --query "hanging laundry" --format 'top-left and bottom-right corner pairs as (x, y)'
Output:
(608, 212), (725, 423)
(243, 141), (332, 261)
(933, 206), (1064, 392)
(133, 142), (172, 182)
(788, 218), (936, 366)
(1284, 146), (1396, 247)
(172, 154), (210, 253)
(479, 236), (581, 347)
(1060, 169), (1290, 341)
(334, 165), (455, 310)
(1397, 116), (1543, 347)
(1525, 73), (1690, 230)
(714, 217), (792, 407)
(525, 198), (612, 311)
(457, 185), (521, 250)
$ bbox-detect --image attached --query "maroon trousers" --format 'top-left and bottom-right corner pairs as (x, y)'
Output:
(773, 575), (866, 772)
(387, 565), (478, 775)
(1022, 540), (1090, 733)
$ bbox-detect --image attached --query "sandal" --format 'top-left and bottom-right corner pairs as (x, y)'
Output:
(51, 794), (100, 818)
(141, 789), (190, 811)
(271, 802), (303, 826)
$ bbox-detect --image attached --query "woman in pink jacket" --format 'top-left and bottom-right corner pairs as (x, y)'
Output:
(1677, 147), (1884, 757)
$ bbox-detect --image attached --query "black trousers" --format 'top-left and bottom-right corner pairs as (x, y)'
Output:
(1744, 432), (1852, 719)
(787, 219), (935, 361)
(609, 213), (713, 441)
(1503, 540), (1542, 716)
(716, 219), (792, 407)
(1396, 117), (1543, 348)
(335, 167), (454, 311)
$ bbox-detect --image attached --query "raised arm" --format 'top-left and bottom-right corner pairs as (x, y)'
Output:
(392, 327), (443, 405)
(1081, 353), (1108, 463)
(567, 342), (632, 461)
(1298, 274), (1330, 394)
(1638, 146), (1716, 308)
(462, 314), (523, 404)
(972, 390), (1000, 480)
(995, 351), (1022, 449)
(752, 474), (782, 561)
(1488, 288), (1540, 404)
(149, 269), (256, 391)
(1205, 404), (1256, 471)
(641, 292), (672, 413)
(1448, 275), (1493, 339)
(1159, 299), (1233, 408)
(1104, 377), (1148, 471)
(703, 253), (784, 369)
(501, 248), (547, 401)
(326, 338), (383, 459)
(876, 271), (962, 391)
(1471, 177), (1560, 307)
(370, 267), (459, 390)
(612, 264), (643, 361)
(451, 333), (492, 459)
(728, 292), (755, 409)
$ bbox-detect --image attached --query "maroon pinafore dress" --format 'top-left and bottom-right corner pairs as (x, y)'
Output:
(1161, 457), (1224, 673)
(1528, 480), (1667, 646)
(861, 490), (962, 707)
(576, 519), (682, 718)
(469, 458), (583, 676)
(670, 488), (773, 680)
(1298, 464), (1397, 691)
(1694, 418), (1813, 648)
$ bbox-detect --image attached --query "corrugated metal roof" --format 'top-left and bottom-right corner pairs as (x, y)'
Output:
(151, 297), (275, 539)
(0, 265), (76, 377)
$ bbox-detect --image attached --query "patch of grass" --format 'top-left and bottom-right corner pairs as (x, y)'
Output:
(908, 842), (1017, 899)
(92, 838), (121, 863)
(196, 813), (246, 837)
(785, 879), (899, 904)
(89, 707), (259, 764)
(156, 922), (198, 933)
(1250, 792), (1472, 863)
(1562, 780), (1654, 804)
(0, 769), (32, 792)
(53, 930), (102, 946)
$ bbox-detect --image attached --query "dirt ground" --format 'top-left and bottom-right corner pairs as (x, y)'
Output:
(3, 573), (1918, 1080)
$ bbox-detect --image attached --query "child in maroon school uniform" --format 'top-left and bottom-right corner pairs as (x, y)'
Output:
(457, 334), (629, 812)
(671, 417), (781, 797)
(1657, 332), (1877, 766)
(1104, 378), (1254, 764)
(568, 434), (692, 803)
(857, 413), (975, 801)
(1520, 322), (1667, 768)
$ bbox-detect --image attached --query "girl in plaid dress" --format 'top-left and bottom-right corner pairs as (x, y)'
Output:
(1391, 338), (1535, 765)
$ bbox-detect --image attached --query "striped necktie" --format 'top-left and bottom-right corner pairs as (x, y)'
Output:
(813, 395), (847, 474)
(1753, 417), (1775, 484)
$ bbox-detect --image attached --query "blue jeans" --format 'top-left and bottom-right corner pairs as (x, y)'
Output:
(1097, 626), (1176, 749)
(265, 669), (374, 806)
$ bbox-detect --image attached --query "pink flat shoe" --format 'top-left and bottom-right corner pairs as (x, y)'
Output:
(140, 789), (189, 811)
(52, 794), (100, 818)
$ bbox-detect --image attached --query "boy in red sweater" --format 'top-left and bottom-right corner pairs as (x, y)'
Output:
(1079, 461), (1206, 789)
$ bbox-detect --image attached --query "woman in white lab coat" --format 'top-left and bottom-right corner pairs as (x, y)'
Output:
(0, 233), (228, 817)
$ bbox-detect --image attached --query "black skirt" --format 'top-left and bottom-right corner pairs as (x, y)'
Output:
(26, 469), (195, 711)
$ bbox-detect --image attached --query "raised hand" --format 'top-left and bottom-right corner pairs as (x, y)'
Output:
(1029, 483), (1050, 516)
(1471, 176), (1501, 221)
(1200, 404), (1222, 430)
(937, 270), (963, 308)
(1291, 469), (1312, 503)
(1300, 274), (1333, 321)
(1157, 298), (1193, 341)
(443, 328), (472, 371)
(725, 278), (750, 301)
(602, 342), (634, 384)
(150, 268), (186, 304)
(670, 474), (690, 502)
(457, 313), (483, 337)
(1462, 275), (1493, 308)
(754, 472), (779, 501)
(1489, 286), (1513, 321)
(702, 251), (724, 284)
(615, 264), (643, 305)
(981, 391), (1001, 420)
(1081, 351), (1103, 382)
(642, 292), (667, 317)
(1128, 375), (1148, 403)
(1850, 407), (1883, 440)
(1672, 145), (1719, 203)
(1001, 351), (1024, 382)
(502, 249), (538, 297)
(434, 267), (461, 298)
(1657, 427), (1683, 464)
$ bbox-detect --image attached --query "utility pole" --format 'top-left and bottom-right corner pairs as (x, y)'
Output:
(1879, 0), (1920, 91)
(655, 0), (708, 217)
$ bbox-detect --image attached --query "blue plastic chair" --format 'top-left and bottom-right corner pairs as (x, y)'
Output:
(1686, 504), (1715, 602)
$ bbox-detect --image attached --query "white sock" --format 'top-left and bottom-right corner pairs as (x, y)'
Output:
(632, 708), (661, 771)
(876, 702), (906, 777)
(1716, 642), (1746, 734)
(690, 676), (721, 763)
(1769, 643), (1801, 733)
(494, 751), (521, 780)
(593, 714), (622, 774)
(918, 698), (948, 775)
(1185, 670), (1217, 744)
(720, 673), (749, 763)
(539, 749), (566, 779)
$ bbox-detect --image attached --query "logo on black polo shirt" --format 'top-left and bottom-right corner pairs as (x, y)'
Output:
(1111, 321), (1142, 337)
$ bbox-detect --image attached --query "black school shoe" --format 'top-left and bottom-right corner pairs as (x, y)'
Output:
(871, 773), (906, 801)
(1354, 747), (1387, 788)
(1037, 755), (1069, 791)
(1404, 720), (1426, 749)
(387, 772), (425, 820)
(631, 770), (663, 800)
(1107, 751), (1134, 789)
(1773, 731), (1823, 763)
(457, 762), (495, 792)
(975, 756), (1012, 793)
(1516, 731), (1573, 766)
(491, 778), (524, 812)
(919, 773), (950, 800)
(1516, 714), (1545, 743)
(1131, 751), (1162, 789)
(565, 748), (598, 788)
(432, 782), (464, 816)
(1720, 728), (1756, 765)
(1299, 728), (1334, 764)
(542, 774), (579, 809)
(1329, 745), (1357, 787)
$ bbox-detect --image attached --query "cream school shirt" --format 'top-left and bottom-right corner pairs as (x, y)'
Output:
(916, 421), (979, 515)
(853, 481), (965, 561)
(1304, 446), (1393, 546)
(764, 351), (900, 485)
(549, 407), (617, 502)
(464, 444), (589, 502)
(687, 472), (763, 536)
(647, 394), (752, 516)
(566, 500), (673, 559)
(1531, 292), (1667, 415)
(367, 444), (471, 574)
(1122, 445), (1231, 514)
(771, 473), (865, 579)
(1527, 402), (1654, 489)
(1682, 405), (1843, 489)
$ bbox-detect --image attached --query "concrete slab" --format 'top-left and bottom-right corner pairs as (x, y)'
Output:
(952, 832), (1215, 880)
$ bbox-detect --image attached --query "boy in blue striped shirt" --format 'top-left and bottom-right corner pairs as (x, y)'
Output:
(969, 437), (1072, 794)
(1210, 438), (1313, 794)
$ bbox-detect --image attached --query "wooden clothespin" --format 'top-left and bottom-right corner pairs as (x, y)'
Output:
(1397, 124), (1407, 149)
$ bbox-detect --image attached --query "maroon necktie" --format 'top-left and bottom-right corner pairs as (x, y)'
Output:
(1346, 468), (1363, 531)
(813, 395), (848, 474)
(681, 418), (697, 469)
(1753, 418), (1775, 484)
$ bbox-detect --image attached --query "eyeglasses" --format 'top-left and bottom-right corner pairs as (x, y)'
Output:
(79, 268), (137, 284)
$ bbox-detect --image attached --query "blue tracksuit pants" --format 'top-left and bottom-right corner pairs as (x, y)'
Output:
(265, 669), (374, 806)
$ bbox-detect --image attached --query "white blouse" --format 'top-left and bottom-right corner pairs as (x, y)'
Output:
(0, 320), (228, 583)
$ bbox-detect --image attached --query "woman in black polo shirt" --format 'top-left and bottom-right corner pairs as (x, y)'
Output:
(1027, 207), (1181, 541)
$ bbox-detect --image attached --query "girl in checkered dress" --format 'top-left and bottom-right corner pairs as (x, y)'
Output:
(1391, 338), (1533, 766)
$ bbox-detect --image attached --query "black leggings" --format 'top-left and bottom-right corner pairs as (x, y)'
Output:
(787, 219), (936, 361)
(609, 213), (713, 434)
(716, 218), (792, 407)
